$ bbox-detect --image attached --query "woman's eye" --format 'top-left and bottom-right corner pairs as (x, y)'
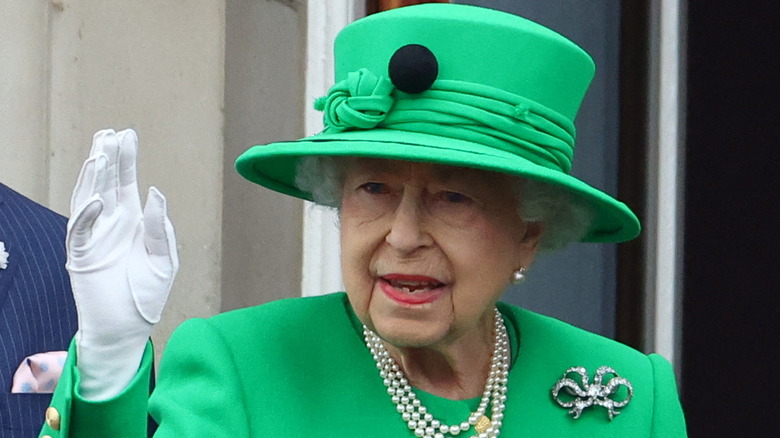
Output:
(360, 182), (388, 195)
(441, 191), (471, 204)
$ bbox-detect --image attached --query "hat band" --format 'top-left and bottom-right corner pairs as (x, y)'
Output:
(314, 69), (576, 173)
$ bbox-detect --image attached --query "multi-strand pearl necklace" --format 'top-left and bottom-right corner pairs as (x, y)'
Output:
(362, 309), (510, 438)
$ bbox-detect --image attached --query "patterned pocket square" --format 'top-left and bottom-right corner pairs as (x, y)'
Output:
(10, 351), (68, 394)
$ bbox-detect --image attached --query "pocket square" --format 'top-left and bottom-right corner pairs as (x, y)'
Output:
(11, 351), (68, 394)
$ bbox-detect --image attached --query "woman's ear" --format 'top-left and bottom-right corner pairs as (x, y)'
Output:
(517, 221), (544, 267)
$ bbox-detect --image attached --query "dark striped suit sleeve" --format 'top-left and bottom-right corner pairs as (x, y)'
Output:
(0, 183), (78, 437)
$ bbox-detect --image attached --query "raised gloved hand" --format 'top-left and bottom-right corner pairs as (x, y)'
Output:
(66, 129), (178, 400)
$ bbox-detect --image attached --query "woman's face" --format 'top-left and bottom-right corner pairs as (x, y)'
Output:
(340, 158), (541, 349)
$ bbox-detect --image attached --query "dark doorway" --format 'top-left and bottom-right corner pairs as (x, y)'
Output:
(682, 2), (780, 436)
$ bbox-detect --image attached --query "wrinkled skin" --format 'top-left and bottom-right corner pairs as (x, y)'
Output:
(339, 158), (541, 399)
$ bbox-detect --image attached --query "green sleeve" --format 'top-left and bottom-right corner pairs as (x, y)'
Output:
(39, 318), (252, 438)
(649, 354), (688, 437)
(38, 339), (154, 438)
(148, 317), (251, 436)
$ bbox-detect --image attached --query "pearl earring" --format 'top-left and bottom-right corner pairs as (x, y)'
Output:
(511, 267), (527, 285)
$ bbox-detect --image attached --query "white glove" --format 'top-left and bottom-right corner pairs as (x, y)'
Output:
(66, 129), (178, 400)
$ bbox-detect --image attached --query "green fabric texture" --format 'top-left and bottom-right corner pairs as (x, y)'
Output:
(38, 293), (686, 437)
(37, 341), (153, 438)
(234, 3), (641, 243)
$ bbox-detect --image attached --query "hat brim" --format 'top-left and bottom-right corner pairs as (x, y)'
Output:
(235, 129), (640, 243)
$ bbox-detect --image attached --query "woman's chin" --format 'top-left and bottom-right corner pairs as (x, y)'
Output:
(359, 279), (456, 347)
(373, 322), (451, 349)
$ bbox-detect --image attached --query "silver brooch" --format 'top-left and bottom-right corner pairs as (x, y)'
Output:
(0, 241), (8, 270)
(551, 366), (633, 420)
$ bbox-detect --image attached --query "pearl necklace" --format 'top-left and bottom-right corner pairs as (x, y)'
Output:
(362, 309), (510, 438)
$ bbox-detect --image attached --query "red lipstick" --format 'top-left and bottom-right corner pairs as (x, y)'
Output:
(379, 274), (445, 305)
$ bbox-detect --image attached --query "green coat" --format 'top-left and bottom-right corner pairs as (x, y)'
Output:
(38, 293), (686, 437)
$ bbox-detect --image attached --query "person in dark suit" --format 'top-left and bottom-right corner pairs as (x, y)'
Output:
(0, 182), (78, 437)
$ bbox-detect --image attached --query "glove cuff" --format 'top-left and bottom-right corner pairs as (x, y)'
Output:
(75, 329), (151, 401)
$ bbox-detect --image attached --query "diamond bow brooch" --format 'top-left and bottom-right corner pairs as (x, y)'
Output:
(551, 366), (634, 420)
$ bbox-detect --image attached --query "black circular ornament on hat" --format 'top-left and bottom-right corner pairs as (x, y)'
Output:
(388, 44), (439, 94)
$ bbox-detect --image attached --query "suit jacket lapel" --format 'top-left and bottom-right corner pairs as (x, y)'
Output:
(0, 188), (20, 309)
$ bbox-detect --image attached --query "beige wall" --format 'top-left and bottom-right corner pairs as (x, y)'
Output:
(222, 0), (304, 311)
(1, 1), (51, 200)
(0, 0), (305, 357)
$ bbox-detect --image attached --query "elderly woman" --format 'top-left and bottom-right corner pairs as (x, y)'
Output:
(38, 4), (686, 438)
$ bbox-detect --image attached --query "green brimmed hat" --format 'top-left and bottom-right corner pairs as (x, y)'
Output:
(235, 3), (640, 242)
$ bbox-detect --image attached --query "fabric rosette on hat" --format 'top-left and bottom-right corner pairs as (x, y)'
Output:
(235, 3), (640, 243)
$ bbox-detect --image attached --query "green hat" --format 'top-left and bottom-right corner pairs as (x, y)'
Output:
(235, 3), (640, 243)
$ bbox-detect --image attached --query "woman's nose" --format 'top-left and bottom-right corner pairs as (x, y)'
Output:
(385, 191), (433, 253)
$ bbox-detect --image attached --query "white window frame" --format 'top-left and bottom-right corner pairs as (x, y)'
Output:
(301, 0), (365, 296)
(645, 0), (686, 370)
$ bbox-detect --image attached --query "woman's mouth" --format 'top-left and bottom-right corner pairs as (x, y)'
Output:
(379, 274), (446, 305)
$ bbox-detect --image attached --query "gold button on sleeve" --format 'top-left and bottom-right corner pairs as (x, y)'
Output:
(45, 406), (61, 431)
